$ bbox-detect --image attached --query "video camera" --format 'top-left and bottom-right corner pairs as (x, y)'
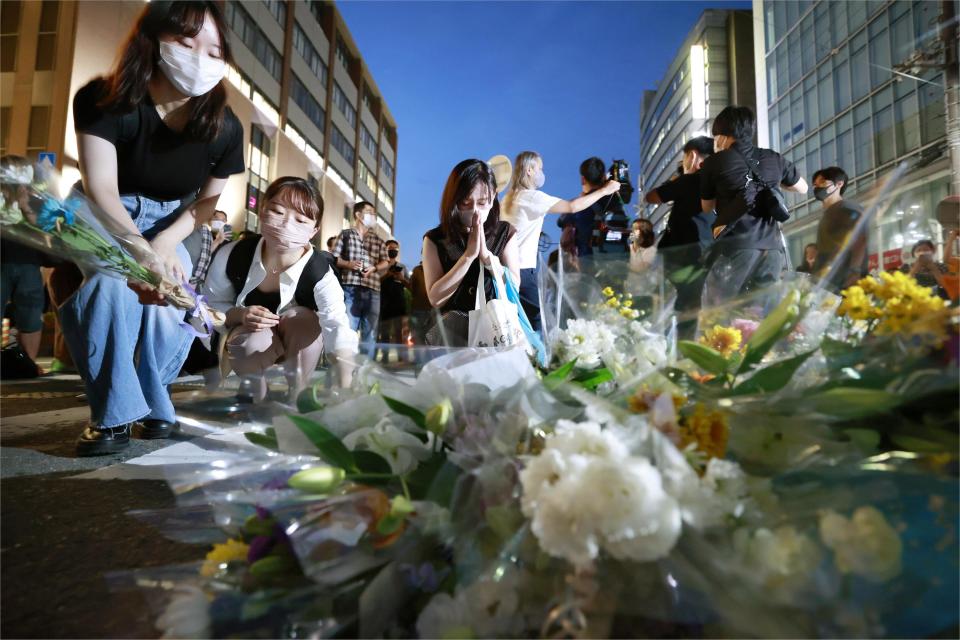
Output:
(609, 159), (634, 205)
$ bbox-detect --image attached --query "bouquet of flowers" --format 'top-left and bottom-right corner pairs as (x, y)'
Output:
(0, 160), (222, 337)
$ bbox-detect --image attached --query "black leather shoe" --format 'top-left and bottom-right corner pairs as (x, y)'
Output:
(76, 424), (130, 457)
(135, 419), (176, 439)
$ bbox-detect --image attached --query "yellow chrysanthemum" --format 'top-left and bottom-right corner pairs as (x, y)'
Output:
(628, 388), (686, 414)
(200, 538), (249, 577)
(699, 325), (743, 358)
(620, 307), (640, 319)
(601, 286), (615, 298)
(680, 404), (729, 461)
(605, 296), (621, 308)
(837, 285), (880, 321)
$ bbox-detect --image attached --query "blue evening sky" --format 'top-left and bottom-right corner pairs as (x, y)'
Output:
(337, 0), (751, 261)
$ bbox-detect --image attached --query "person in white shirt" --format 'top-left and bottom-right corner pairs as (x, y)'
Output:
(204, 177), (357, 401)
(500, 151), (620, 330)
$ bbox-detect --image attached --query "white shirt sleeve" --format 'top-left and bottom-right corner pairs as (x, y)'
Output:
(201, 243), (238, 332)
(313, 269), (360, 354)
(533, 190), (562, 217)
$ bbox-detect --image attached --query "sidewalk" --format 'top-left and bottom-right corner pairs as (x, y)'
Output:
(1, 365), (207, 638)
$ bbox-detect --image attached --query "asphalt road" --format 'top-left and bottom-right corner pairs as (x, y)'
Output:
(1, 367), (208, 639)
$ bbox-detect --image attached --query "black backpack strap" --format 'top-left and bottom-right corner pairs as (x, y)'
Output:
(224, 234), (261, 300)
(293, 249), (333, 311)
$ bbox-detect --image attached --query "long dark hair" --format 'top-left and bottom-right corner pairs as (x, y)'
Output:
(439, 159), (502, 243)
(99, 1), (232, 142)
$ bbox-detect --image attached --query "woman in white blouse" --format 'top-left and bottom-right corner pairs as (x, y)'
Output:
(204, 177), (357, 401)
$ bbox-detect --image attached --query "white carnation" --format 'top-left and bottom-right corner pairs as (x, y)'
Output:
(416, 569), (524, 638)
(520, 421), (681, 567)
(553, 319), (617, 369)
(732, 525), (822, 602)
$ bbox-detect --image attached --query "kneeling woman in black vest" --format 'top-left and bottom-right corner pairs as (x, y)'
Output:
(204, 177), (357, 400)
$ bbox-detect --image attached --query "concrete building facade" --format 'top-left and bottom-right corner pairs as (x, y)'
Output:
(638, 9), (755, 232)
(0, 0), (398, 247)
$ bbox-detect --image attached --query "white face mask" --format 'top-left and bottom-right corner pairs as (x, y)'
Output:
(211, 220), (225, 232)
(363, 213), (376, 227)
(158, 41), (226, 97)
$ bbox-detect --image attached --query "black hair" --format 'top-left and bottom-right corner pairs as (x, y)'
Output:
(632, 218), (655, 248)
(385, 239), (399, 247)
(912, 239), (935, 255)
(712, 106), (755, 143)
(353, 200), (375, 216)
(804, 243), (817, 252)
(579, 157), (606, 187)
(683, 136), (714, 157)
(812, 166), (849, 195)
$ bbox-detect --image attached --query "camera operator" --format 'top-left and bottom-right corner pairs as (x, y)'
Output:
(699, 106), (808, 304)
(558, 157), (607, 258)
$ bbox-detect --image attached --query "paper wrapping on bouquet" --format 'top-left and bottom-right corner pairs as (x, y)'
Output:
(0, 162), (222, 338)
(467, 256), (529, 352)
(419, 344), (536, 392)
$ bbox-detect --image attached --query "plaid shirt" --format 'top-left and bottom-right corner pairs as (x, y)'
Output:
(190, 225), (214, 287)
(333, 227), (386, 292)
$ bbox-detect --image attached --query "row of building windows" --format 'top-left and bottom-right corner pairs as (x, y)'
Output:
(766, 1), (940, 105)
(360, 123), (377, 157)
(263, 0), (286, 27)
(333, 82), (357, 128)
(246, 124), (272, 228)
(226, 1), (283, 79)
(291, 74), (326, 132)
(330, 124), (355, 166)
(379, 153), (394, 183)
(336, 37), (352, 75)
(358, 159), (377, 194)
(1, 0), (61, 73)
(639, 62), (687, 158)
(293, 23), (328, 87)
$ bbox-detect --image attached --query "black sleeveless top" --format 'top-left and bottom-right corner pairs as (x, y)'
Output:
(244, 287), (281, 313)
(423, 221), (516, 313)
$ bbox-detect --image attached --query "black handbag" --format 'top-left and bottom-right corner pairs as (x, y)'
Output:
(736, 147), (790, 223)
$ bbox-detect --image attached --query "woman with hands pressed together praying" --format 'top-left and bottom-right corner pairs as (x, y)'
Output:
(421, 159), (520, 346)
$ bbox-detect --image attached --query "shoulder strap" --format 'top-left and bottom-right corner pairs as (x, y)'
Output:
(293, 250), (332, 311)
(224, 234), (261, 297)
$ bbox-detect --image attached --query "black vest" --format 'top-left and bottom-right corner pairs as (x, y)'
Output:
(222, 234), (333, 312)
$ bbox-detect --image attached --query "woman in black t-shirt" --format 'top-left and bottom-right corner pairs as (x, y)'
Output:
(421, 160), (519, 346)
(61, 1), (245, 456)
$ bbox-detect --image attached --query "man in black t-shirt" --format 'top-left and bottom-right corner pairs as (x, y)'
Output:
(699, 106), (808, 304)
(645, 136), (716, 337)
(810, 166), (869, 292)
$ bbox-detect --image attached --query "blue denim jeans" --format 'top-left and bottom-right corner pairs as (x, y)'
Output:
(60, 195), (193, 428)
(518, 268), (541, 333)
(343, 284), (379, 356)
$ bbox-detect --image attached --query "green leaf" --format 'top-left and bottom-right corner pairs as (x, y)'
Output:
(352, 450), (393, 475)
(732, 351), (815, 395)
(573, 367), (613, 390)
(287, 415), (356, 471)
(678, 341), (730, 375)
(738, 290), (801, 374)
(544, 358), (577, 390)
(381, 396), (427, 430)
(805, 387), (902, 419)
(889, 434), (948, 453)
(244, 428), (279, 451)
(409, 457), (460, 505)
(842, 428), (881, 452)
(296, 384), (325, 413)
(376, 513), (405, 536)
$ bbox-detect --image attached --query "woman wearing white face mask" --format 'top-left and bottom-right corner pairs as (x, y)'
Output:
(63, 1), (245, 455)
(421, 159), (521, 346)
(501, 151), (621, 332)
(204, 178), (358, 401)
